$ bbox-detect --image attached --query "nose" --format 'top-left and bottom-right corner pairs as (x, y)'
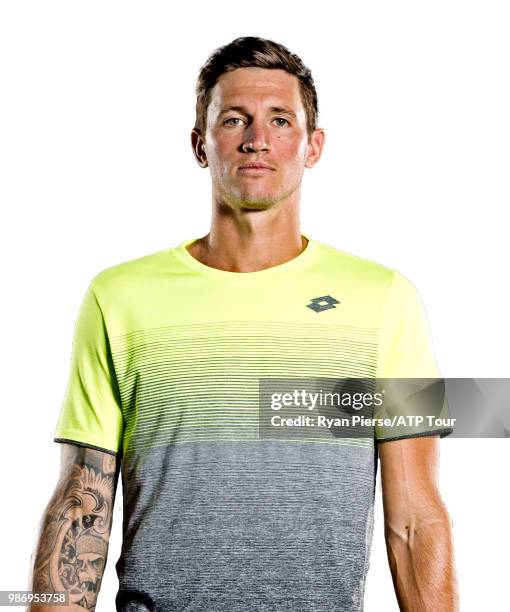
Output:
(241, 120), (270, 153)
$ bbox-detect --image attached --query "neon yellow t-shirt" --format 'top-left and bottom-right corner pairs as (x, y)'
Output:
(53, 235), (451, 610)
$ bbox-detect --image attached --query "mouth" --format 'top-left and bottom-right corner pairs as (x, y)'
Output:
(238, 164), (275, 174)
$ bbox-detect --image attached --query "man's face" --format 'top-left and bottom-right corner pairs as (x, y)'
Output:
(193, 67), (323, 211)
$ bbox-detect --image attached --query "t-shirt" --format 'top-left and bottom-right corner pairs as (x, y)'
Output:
(53, 235), (453, 611)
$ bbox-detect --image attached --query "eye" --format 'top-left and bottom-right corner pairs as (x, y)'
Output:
(224, 117), (244, 126)
(273, 117), (290, 127)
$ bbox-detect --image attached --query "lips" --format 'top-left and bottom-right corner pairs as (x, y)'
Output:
(238, 163), (275, 171)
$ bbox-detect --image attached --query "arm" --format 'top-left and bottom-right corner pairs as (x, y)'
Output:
(379, 436), (459, 611)
(27, 443), (121, 611)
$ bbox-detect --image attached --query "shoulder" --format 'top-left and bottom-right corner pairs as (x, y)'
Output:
(312, 239), (402, 287)
(87, 246), (175, 298)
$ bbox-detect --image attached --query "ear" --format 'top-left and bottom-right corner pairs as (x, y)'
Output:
(304, 128), (326, 169)
(191, 128), (208, 168)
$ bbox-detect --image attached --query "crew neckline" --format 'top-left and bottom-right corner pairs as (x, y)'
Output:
(173, 233), (318, 280)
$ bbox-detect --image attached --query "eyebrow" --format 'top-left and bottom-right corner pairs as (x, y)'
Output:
(219, 105), (297, 118)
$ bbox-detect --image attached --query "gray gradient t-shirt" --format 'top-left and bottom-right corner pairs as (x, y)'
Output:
(54, 237), (452, 611)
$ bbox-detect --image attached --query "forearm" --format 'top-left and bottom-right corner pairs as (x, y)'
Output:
(27, 498), (112, 611)
(385, 506), (459, 611)
(27, 445), (119, 612)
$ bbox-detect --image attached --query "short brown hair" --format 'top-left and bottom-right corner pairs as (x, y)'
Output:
(194, 36), (319, 140)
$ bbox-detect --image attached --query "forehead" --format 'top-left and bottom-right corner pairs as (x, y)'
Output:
(208, 67), (303, 114)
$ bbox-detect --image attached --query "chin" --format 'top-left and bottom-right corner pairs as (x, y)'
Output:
(237, 198), (278, 211)
(232, 188), (282, 211)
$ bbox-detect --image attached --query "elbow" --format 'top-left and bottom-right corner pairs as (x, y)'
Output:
(385, 504), (454, 548)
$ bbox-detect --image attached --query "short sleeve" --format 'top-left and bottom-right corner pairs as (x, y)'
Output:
(53, 281), (124, 456)
(375, 271), (453, 442)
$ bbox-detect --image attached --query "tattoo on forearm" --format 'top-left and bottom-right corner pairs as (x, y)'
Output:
(31, 445), (120, 610)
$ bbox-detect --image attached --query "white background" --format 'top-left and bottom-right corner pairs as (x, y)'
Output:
(1, 1), (509, 610)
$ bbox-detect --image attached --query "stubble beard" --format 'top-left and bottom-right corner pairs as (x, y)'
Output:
(218, 177), (301, 213)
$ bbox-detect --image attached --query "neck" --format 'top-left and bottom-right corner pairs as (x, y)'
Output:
(187, 196), (306, 273)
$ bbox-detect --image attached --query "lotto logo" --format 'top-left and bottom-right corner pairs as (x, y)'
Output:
(306, 295), (340, 313)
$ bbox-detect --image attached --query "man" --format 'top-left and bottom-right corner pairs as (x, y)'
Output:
(28, 36), (459, 611)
